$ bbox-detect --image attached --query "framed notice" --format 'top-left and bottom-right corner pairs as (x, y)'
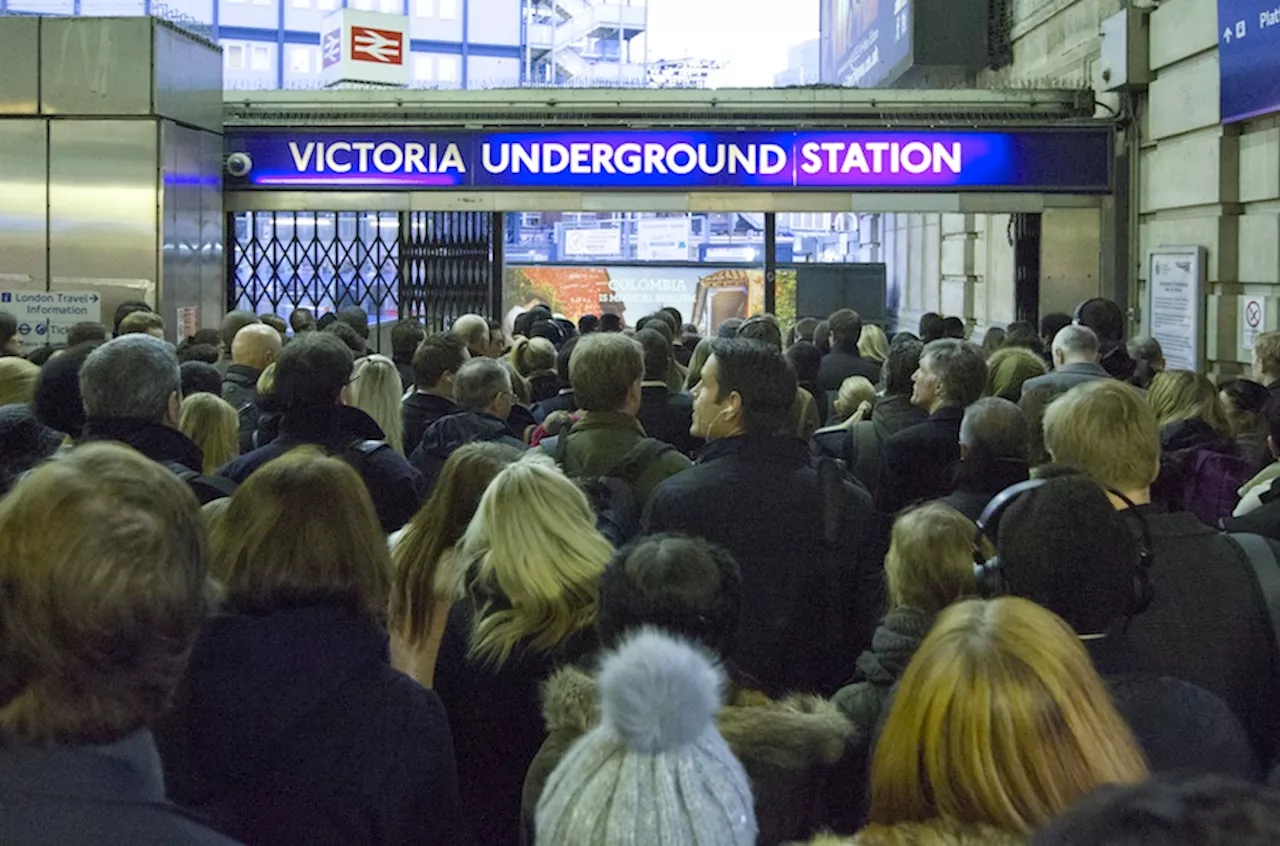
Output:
(1147, 246), (1206, 372)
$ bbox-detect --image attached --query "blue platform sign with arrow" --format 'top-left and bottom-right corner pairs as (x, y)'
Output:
(1219, 0), (1280, 123)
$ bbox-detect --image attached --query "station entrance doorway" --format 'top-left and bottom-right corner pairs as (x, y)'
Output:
(221, 88), (1117, 349)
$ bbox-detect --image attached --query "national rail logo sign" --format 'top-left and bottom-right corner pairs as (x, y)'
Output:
(350, 26), (403, 65)
(320, 9), (410, 87)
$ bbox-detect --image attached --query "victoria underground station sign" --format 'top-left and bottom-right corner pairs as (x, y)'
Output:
(223, 129), (1112, 193)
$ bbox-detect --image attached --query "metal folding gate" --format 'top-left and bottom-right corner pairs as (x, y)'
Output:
(228, 210), (500, 342)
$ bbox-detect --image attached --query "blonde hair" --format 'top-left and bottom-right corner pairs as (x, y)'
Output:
(390, 442), (523, 645)
(0, 356), (41, 405)
(459, 459), (612, 666)
(1148, 369), (1233, 438)
(885, 503), (978, 616)
(870, 597), (1148, 834)
(510, 336), (557, 378)
(685, 337), (714, 390)
(179, 392), (240, 474)
(211, 448), (390, 619)
(256, 361), (277, 395)
(1042, 379), (1160, 491)
(349, 354), (405, 455)
(858, 324), (890, 363)
(834, 376), (876, 422)
(501, 359), (532, 406)
(1254, 331), (1280, 381)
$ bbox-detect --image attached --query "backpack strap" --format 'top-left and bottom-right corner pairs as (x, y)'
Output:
(1230, 532), (1280, 664)
(815, 456), (844, 548)
(609, 438), (675, 484)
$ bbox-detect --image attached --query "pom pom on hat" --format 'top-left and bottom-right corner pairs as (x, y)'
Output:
(598, 628), (723, 754)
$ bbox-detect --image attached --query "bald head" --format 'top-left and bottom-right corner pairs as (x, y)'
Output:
(1052, 324), (1100, 367)
(231, 323), (282, 372)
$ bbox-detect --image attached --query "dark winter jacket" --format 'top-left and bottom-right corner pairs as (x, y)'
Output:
(555, 411), (692, 506)
(523, 665), (853, 846)
(875, 406), (966, 517)
(154, 605), (464, 846)
(394, 356), (416, 393)
(530, 390), (576, 423)
(832, 608), (932, 740)
(402, 391), (459, 455)
(0, 402), (63, 495)
(0, 731), (242, 846)
(433, 601), (596, 846)
(637, 383), (703, 457)
(818, 348), (882, 393)
(811, 394), (927, 495)
(1099, 340), (1138, 381)
(938, 457), (1031, 521)
(643, 435), (885, 697)
(221, 364), (262, 455)
(1153, 418), (1252, 525)
(1087, 506), (1280, 766)
(527, 372), (561, 405)
(81, 417), (235, 504)
(409, 410), (526, 493)
(220, 405), (423, 532)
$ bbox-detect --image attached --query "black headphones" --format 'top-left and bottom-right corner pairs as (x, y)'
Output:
(972, 478), (1154, 618)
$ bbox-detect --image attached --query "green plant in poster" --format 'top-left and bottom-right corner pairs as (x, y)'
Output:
(775, 270), (797, 341)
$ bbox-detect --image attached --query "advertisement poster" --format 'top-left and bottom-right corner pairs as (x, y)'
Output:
(821, 0), (911, 87)
(505, 264), (768, 334)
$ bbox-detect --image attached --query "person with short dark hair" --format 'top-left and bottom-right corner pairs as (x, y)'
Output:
(1076, 297), (1137, 381)
(597, 312), (623, 333)
(1032, 774), (1280, 846)
(577, 314), (598, 335)
(258, 313), (288, 342)
(324, 320), (365, 356)
(220, 332), (424, 532)
(289, 307), (316, 335)
(409, 357), (526, 493)
(940, 316), (966, 339)
(118, 310), (166, 339)
(33, 340), (100, 438)
(876, 339), (988, 516)
(660, 307), (692, 366)
(937, 397), (1030, 520)
(0, 444), (239, 845)
(643, 339), (883, 697)
(786, 340), (829, 425)
(157, 449), (464, 846)
(177, 341), (220, 365)
(78, 335), (233, 504)
(180, 360), (223, 397)
(391, 319), (427, 391)
(523, 534), (854, 845)
(819, 309), (882, 393)
(635, 328), (701, 457)
(1040, 312), (1072, 350)
(404, 333), (469, 452)
(66, 320), (108, 348)
(918, 312), (945, 344)
(337, 305), (370, 341)
(717, 316), (744, 339)
(112, 300), (152, 337)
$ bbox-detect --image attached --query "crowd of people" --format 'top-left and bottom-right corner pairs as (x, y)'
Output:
(6, 295), (1280, 845)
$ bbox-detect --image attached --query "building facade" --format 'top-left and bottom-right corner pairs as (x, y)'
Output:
(773, 38), (818, 87)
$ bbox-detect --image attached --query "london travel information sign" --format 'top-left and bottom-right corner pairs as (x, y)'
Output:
(224, 129), (1111, 193)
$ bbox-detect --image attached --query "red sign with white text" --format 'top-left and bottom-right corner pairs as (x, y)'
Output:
(350, 26), (403, 65)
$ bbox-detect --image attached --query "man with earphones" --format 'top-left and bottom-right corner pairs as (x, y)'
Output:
(1041, 379), (1280, 770)
(642, 338), (883, 698)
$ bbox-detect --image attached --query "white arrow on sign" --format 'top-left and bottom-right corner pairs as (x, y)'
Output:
(351, 27), (401, 64)
(1223, 27), (1232, 41)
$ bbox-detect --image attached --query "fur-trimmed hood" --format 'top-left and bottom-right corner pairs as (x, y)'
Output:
(540, 664), (854, 772)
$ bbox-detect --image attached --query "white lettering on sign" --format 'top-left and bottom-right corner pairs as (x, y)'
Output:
(288, 141), (466, 174)
(798, 140), (962, 175)
(1262, 7), (1280, 26)
(479, 142), (789, 176)
(0, 290), (103, 352)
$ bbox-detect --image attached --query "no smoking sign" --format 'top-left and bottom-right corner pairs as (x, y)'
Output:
(1242, 296), (1268, 351)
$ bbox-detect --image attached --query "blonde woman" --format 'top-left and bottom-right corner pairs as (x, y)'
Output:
(850, 597), (1147, 843)
(433, 458), (612, 846)
(179, 392), (240, 474)
(833, 503), (977, 741)
(509, 336), (560, 404)
(388, 441), (523, 688)
(0, 356), (40, 405)
(349, 354), (405, 455)
(857, 324), (890, 366)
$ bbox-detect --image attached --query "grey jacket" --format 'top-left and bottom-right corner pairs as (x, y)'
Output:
(1018, 361), (1110, 398)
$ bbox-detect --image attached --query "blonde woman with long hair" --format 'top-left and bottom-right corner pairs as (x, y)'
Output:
(857, 324), (890, 366)
(843, 597), (1147, 844)
(349, 354), (405, 455)
(179, 392), (240, 474)
(433, 457), (612, 846)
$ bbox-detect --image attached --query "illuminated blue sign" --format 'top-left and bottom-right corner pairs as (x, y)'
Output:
(1219, 0), (1280, 123)
(224, 129), (1111, 192)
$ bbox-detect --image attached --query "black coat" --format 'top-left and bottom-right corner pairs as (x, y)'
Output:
(0, 731), (240, 845)
(637, 384), (703, 457)
(221, 364), (262, 455)
(402, 392), (458, 455)
(937, 457), (1031, 521)
(810, 394), (927, 495)
(409, 411), (526, 494)
(643, 435), (885, 697)
(527, 373), (561, 406)
(220, 405), (424, 533)
(1088, 508), (1280, 766)
(875, 406), (965, 517)
(433, 601), (595, 846)
(530, 390), (576, 423)
(394, 357), (416, 393)
(80, 417), (234, 504)
(818, 348), (882, 393)
(155, 605), (464, 846)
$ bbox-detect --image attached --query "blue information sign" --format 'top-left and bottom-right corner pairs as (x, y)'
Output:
(1219, 0), (1280, 123)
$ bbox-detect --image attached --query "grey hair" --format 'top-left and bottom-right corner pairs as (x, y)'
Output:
(453, 357), (511, 412)
(1052, 324), (1100, 361)
(960, 396), (1030, 461)
(450, 314), (490, 351)
(79, 334), (181, 422)
(1127, 335), (1164, 365)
